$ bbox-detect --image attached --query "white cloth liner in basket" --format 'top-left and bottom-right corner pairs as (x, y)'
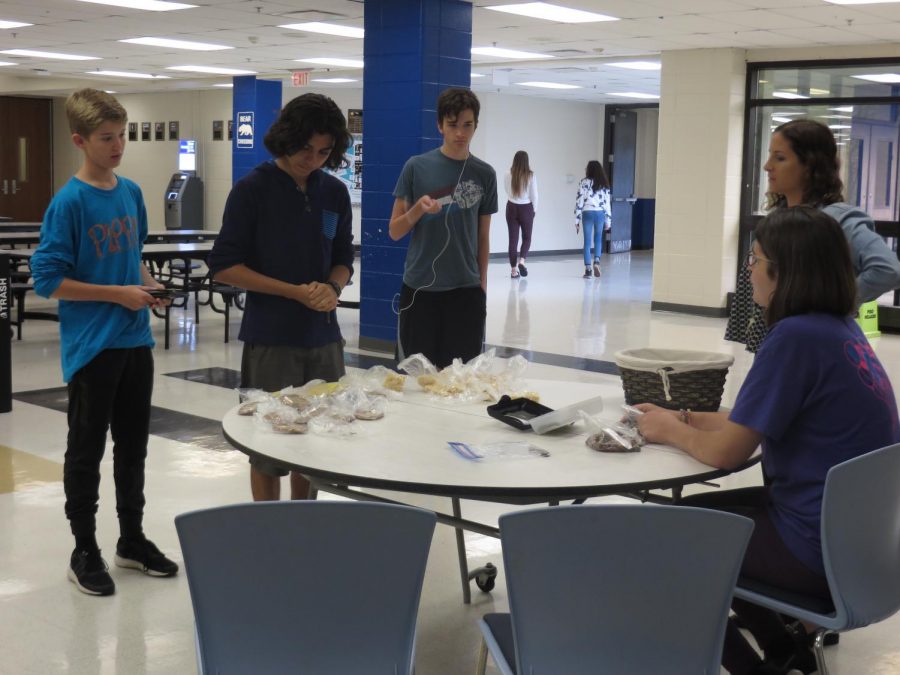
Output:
(613, 349), (735, 403)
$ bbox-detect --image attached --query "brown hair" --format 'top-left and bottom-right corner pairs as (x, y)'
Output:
(766, 119), (844, 209)
(65, 88), (127, 137)
(754, 206), (856, 326)
(436, 87), (480, 126)
(585, 160), (609, 192)
(510, 150), (532, 197)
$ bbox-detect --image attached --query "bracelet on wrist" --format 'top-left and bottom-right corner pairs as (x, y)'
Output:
(326, 280), (342, 298)
(679, 409), (692, 426)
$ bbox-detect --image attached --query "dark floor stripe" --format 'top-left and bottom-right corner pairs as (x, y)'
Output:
(162, 348), (618, 387)
(12, 387), (233, 452)
(164, 366), (241, 389)
(483, 344), (620, 376)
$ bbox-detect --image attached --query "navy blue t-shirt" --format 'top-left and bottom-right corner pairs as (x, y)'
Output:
(730, 313), (899, 574)
(208, 161), (354, 348)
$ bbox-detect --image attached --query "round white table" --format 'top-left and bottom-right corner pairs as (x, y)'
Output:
(222, 378), (759, 601)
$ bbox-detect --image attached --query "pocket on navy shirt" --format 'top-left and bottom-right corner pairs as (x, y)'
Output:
(322, 210), (338, 240)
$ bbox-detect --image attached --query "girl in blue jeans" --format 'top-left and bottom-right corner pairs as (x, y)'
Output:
(574, 160), (611, 278)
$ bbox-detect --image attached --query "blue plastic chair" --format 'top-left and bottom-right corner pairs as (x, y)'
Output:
(175, 501), (436, 675)
(476, 504), (754, 675)
(734, 442), (900, 675)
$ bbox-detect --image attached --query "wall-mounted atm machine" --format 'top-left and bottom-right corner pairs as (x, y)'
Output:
(164, 140), (203, 230)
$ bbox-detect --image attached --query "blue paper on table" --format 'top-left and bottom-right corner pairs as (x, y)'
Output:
(448, 441), (550, 461)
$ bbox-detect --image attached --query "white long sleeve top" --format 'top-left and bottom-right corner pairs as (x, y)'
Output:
(504, 172), (539, 212)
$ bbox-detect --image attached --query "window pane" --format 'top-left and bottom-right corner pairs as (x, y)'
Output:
(747, 104), (900, 221)
(756, 64), (900, 100)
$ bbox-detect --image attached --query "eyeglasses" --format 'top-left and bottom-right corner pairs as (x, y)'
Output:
(746, 249), (775, 268)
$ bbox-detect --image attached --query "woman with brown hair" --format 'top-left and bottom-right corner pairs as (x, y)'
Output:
(574, 160), (611, 279)
(504, 150), (538, 278)
(725, 118), (900, 352)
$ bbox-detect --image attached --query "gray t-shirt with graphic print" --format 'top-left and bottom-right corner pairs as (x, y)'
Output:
(393, 148), (498, 291)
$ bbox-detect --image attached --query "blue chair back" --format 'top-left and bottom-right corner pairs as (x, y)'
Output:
(821, 442), (900, 629)
(175, 501), (436, 675)
(499, 504), (753, 675)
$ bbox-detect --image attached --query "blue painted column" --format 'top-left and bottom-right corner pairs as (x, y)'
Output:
(232, 76), (282, 185)
(359, 0), (472, 353)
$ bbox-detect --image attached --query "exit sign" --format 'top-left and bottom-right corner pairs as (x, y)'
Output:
(291, 71), (310, 87)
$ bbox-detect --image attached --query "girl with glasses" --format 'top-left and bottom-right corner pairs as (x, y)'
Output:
(637, 206), (899, 675)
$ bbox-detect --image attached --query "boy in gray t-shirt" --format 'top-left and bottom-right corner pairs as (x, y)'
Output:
(389, 88), (498, 368)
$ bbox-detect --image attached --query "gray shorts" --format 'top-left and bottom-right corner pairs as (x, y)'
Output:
(241, 341), (345, 477)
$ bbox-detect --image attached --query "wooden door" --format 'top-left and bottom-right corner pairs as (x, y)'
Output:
(0, 97), (53, 222)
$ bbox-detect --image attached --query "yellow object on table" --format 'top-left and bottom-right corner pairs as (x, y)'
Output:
(856, 300), (881, 339)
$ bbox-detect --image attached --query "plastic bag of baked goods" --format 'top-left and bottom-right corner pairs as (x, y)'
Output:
(580, 405), (645, 453)
(252, 396), (311, 435)
(339, 365), (405, 399)
(235, 388), (274, 416)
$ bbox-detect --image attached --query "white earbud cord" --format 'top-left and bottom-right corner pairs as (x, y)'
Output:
(393, 155), (469, 317)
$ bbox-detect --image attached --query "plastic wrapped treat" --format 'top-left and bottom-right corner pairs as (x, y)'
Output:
(399, 350), (537, 404)
(338, 365), (405, 399)
(580, 406), (645, 453)
(236, 388), (273, 416)
(254, 397), (310, 435)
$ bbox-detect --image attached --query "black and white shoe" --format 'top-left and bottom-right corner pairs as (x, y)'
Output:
(68, 548), (115, 596)
(115, 537), (179, 577)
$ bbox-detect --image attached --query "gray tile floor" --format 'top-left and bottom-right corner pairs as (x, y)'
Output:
(2, 252), (899, 674)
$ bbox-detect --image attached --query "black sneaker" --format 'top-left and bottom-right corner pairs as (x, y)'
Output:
(115, 537), (179, 577)
(583, 268), (592, 278)
(68, 548), (115, 596)
(518, 262), (528, 277)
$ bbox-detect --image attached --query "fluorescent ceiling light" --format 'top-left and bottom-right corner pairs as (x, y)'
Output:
(471, 46), (552, 60)
(606, 61), (660, 71)
(1, 48), (99, 60)
(470, 73), (486, 78)
(825, 0), (900, 4)
(167, 65), (256, 75)
(809, 88), (830, 96)
(484, 2), (617, 23)
(0, 61), (15, 66)
(76, 0), (195, 10)
(213, 83), (233, 88)
(852, 73), (900, 84)
(817, 114), (852, 119)
(829, 124), (852, 129)
(296, 57), (364, 68)
(0, 20), (33, 29)
(830, 106), (854, 112)
(312, 78), (358, 83)
(90, 70), (171, 79)
(104, 90), (117, 93)
(120, 37), (231, 51)
(280, 22), (364, 38)
(772, 91), (809, 99)
(771, 111), (805, 116)
(518, 81), (580, 89)
(772, 116), (793, 123)
(608, 92), (659, 99)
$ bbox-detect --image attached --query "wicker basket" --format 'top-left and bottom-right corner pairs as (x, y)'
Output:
(613, 348), (734, 412)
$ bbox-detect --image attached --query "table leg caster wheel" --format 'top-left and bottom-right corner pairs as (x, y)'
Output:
(473, 562), (497, 592)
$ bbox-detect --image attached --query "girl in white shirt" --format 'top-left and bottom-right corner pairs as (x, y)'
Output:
(574, 160), (611, 278)
(504, 150), (539, 278)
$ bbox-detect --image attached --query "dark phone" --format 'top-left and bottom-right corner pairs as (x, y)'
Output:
(148, 288), (176, 299)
